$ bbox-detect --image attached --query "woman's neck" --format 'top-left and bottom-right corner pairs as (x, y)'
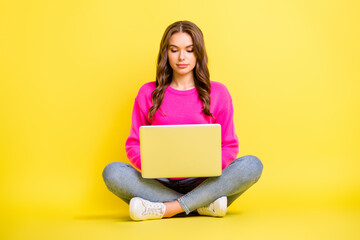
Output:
(170, 73), (195, 90)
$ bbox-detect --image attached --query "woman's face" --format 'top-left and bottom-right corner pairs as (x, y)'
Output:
(167, 32), (197, 78)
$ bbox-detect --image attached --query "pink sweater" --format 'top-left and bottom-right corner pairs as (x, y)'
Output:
(125, 81), (239, 177)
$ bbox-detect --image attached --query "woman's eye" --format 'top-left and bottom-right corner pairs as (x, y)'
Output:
(170, 49), (193, 53)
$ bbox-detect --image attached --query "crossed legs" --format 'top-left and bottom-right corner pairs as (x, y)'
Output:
(102, 155), (263, 217)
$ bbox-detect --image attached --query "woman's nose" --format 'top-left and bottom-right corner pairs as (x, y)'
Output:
(179, 51), (185, 60)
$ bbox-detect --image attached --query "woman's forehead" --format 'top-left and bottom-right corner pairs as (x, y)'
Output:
(168, 32), (193, 46)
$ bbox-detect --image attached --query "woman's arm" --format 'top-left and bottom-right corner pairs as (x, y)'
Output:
(125, 97), (150, 170)
(215, 89), (240, 169)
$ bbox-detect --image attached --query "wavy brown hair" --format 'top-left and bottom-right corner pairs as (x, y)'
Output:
(148, 20), (214, 121)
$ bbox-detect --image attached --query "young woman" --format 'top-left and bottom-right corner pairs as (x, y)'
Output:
(102, 20), (263, 221)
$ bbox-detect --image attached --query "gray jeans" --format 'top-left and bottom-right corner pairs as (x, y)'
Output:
(102, 155), (263, 214)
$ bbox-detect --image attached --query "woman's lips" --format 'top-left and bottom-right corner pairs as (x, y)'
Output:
(177, 64), (188, 68)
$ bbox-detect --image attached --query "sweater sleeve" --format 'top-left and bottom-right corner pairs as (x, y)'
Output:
(124, 97), (150, 170)
(215, 89), (239, 169)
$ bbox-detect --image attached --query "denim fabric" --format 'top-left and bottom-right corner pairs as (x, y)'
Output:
(102, 155), (263, 214)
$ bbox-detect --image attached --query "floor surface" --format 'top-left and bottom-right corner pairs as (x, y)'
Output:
(4, 202), (359, 240)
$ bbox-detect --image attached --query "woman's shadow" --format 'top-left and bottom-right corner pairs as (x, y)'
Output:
(73, 209), (242, 222)
(73, 212), (132, 222)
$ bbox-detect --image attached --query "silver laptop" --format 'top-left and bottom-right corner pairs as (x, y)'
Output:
(139, 124), (222, 178)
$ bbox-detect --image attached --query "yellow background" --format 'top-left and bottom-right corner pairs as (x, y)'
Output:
(1, 0), (359, 239)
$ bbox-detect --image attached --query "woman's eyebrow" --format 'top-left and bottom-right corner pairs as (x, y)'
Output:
(168, 44), (193, 48)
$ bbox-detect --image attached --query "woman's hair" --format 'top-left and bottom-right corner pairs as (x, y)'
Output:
(148, 20), (214, 121)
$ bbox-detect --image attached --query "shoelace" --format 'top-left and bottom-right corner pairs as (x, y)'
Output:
(204, 202), (216, 213)
(198, 202), (216, 215)
(141, 201), (164, 217)
(208, 202), (216, 213)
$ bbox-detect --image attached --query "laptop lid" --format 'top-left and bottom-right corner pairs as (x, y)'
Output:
(139, 124), (222, 178)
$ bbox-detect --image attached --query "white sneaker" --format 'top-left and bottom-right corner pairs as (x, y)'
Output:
(129, 197), (166, 221)
(197, 196), (227, 217)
